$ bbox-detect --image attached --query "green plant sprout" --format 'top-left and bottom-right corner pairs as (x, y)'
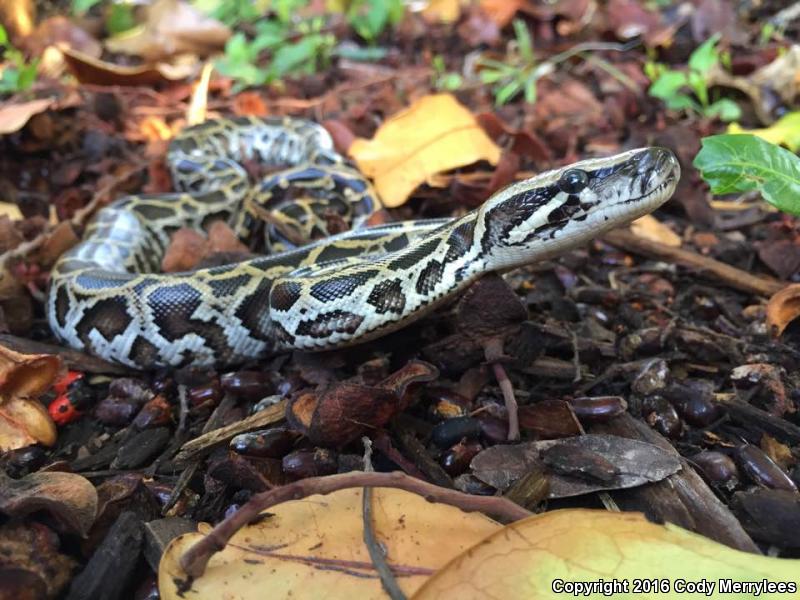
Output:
(646, 34), (741, 122)
(432, 55), (463, 92)
(0, 25), (38, 94)
(476, 22), (636, 107)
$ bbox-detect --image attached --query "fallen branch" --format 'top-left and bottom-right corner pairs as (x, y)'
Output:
(179, 470), (532, 578)
(603, 229), (784, 297)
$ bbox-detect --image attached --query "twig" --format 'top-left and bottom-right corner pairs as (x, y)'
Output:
(603, 228), (785, 297)
(361, 439), (406, 600)
(178, 470), (532, 578)
(492, 362), (520, 441)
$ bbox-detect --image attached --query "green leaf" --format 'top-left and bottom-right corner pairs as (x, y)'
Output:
(72, 0), (103, 15)
(524, 77), (537, 104)
(648, 71), (688, 100)
(686, 70), (708, 106)
(705, 98), (741, 122)
(688, 33), (721, 74)
(334, 44), (387, 62)
(479, 69), (507, 84)
(495, 79), (522, 105)
(693, 134), (800, 215)
(106, 3), (137, 35)
(663, 93), (698, 112)
(0, 24), (8, 46)
(512, 18), (533, 62)
(15, 62), (38, 91)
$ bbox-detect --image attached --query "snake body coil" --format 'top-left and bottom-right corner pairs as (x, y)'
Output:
(47, 117), (679, 369)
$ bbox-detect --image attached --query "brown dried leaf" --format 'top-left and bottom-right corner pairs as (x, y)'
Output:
(629, 214), (681, 247)
(766, 283), (800, 337)
(471, 434), (682, 497)
(0, 344), (61, 450)
(287, 360), (438, 446)
(479, 0), (524, 27)
(0, 471), (98, 537)
(0, 98), (55, 135)
(0, 521), (75, 599)
(0, 344), (61, 401)
(162, 228), (209, 272)
(61, 45), (198, 86)
(104, 0), (231, 62)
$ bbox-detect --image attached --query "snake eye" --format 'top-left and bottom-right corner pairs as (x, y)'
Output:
(558, 169), (589, 194)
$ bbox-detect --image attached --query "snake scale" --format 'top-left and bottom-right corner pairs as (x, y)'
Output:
(47, 117), (680, 369)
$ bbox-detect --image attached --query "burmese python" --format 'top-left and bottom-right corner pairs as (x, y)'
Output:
(47, 116), (679, 369)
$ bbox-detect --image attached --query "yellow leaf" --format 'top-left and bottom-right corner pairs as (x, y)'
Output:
(159, 488), (501, 599)
(630, 214), (681, 247)
(422, 0), (462, 24)
(414, 510), (800, 600)
(349, 94), (501, 207)
(727, 112), (800, 153)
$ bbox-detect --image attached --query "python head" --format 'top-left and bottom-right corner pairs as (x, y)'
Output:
(475, 147), (680, 269)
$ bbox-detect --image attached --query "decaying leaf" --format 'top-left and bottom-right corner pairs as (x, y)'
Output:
(287, 360), (438, 446)
(421, 0), (462, 23)
(479, 0), (524, 27)
(0, 344), (61, 450)
(0, 98), (55, 136)
(470, 434), (682, 497)
(104, 0), (231, 62)
(413, 509), (800, 599)
(0, 471), (98, 537)
(708, 46), (800, 125)
(629, 214), (682, 247)
(766, 283), (800, 337)
(0, 521), (76, 599)
(728, 112), (800, 153)
(61, 46), (199, 86)
(159, 488), (501, 599)
(349, 94), (501, 207)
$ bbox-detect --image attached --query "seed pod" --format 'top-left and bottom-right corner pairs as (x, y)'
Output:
(736, 445), (798, 492)
(220, 371), (273, 401)
(692, 451), (738, 486)
(282, 448), (338, 478)
(440, 440), (483, 476)
(230, 428), (297, 458)
(568, 396), (627, 421)
(430, 417), (481, 449)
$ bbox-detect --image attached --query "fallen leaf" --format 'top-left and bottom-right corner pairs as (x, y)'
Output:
(471, 434), (682, 497)
(0, 202), (22, 220)
(0, 0), (35, 39)
(187, 61), (213, 125)
(349, 94), (501, 207)
(61, 45), (198, 86)
(287, 360), (438, 446)
(0, 344), (61, 450)
(479, 0), (523, 27)
(728, 112), (800, 153)
(708, 46), (800, 125)
(766, 284), (800, 337)
(630, 214), (682, 247)
(104, 0), (231, 62)
(159, 488), (501, 599)
(0, 98), (55, 136)
(422, 0), (461, 23)
(0, 471), (98, 537)
(413, 509), (800, 599)
(0, 521), (75, 599)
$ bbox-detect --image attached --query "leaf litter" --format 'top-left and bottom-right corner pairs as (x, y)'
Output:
(0, 0), (799, 597)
